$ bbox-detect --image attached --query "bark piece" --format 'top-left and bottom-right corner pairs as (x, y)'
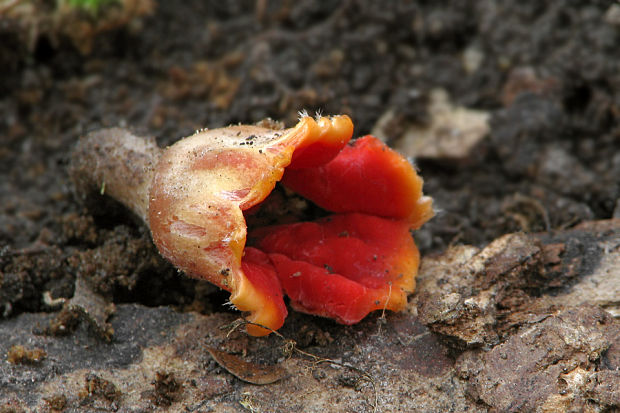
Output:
(456, 306), (620, 412)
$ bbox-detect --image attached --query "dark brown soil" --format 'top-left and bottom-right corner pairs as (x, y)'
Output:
(1, 1), (619, 411)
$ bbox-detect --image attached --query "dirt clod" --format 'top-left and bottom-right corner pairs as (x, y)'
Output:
(149, 371), (182, 407)
(7, 345), (46, 365)
(79, 373), (121, 411)
(43, 394), (67, 412)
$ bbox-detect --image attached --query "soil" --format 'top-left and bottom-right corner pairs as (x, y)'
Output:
(1, 1), (619, 411)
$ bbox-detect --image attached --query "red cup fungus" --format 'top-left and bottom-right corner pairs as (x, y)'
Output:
(73, 115), (433, 336)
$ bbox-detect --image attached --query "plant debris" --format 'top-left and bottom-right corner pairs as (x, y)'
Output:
(206, 347), (288, 385)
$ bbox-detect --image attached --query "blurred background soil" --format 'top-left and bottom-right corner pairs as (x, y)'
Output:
(0, 1), (619, 411)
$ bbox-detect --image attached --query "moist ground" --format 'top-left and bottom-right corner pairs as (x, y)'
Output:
(0, 1), (619, 411)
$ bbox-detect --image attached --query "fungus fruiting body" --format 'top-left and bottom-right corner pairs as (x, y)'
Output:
(72, 115), (433, 336)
